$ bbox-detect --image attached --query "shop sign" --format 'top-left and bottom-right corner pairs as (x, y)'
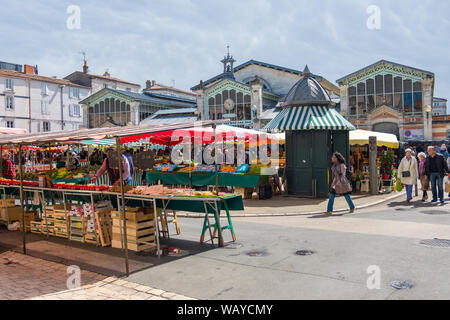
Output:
(403, 129), (424, 141)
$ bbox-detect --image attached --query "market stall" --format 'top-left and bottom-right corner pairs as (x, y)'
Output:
(0, 121), (244, 276)
(349, 129), (400, 193)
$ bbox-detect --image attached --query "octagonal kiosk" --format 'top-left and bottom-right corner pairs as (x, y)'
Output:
(266, 66), (355, 197)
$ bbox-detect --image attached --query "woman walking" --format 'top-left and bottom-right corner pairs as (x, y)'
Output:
(417, 152), (429, 201)
(327, 152), (355, 214)
(398, 148), (419, 203)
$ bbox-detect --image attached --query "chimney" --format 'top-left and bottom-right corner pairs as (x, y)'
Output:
(146, 80), (152, 89)
(24, 64), (36, 75)
(103, 70), (110, 77)
(83, 60), (89, 73)
(152, 80), (156, 87)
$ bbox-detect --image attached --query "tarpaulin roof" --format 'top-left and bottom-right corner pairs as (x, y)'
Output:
(349, 129), (399, 149)
(0, 121), (219, 146)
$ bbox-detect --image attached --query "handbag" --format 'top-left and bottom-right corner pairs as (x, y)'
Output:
(401, 159), (412, 178)
(445, 182), (450, 193)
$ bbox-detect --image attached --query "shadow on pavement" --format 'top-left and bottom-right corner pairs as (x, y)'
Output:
(0, 226), (217, 277)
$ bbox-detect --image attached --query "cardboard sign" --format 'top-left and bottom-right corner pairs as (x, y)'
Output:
(133, 150), (154, 170)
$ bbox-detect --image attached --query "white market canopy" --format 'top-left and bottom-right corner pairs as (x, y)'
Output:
(0, 121), (219, 146)
(349, 129), (399, 149)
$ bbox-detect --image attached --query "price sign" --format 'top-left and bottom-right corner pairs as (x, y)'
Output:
(133, 150), (155, 170)
(107, 150), (121, 169)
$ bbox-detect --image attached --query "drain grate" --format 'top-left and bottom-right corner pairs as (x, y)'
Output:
(419, 238), (450, 247)
(295, 250), (316, 256)
(224, 243), (243, 249)
(390, 280), (415, 290)
(246, 251), (267, 257)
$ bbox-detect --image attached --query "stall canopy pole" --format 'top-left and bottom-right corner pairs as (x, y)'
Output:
(18, 144), (26, 254)
(116, 137), (129, 277)
(213, 124), (219, 194)
(0, 145), (3, 178)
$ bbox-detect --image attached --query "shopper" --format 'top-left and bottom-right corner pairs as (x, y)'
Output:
(417, 152), (429, 201)
(440, 144), (449, 160)
(327, 152), (355, 214)
(447, 155), (450, 198)
(91, 148), (131, 186)
(424, 146), (450, 204)
(2, 152), (16, 179)
(398, 148), (418, 203)
(89, 148), (105, 166)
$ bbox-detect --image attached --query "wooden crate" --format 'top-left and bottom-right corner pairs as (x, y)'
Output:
(30, 221), (42, 234)
(0, 206), (22, 222)
(19, 211), (39, 232)
(234, 187), (253, 200)
(95, 209), (112, 247)
(0, 197), (16, 208)
(111, 208), (156, 252)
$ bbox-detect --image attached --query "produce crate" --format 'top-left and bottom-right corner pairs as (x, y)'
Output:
(30, 221), (42, 234)
(111, 208), (156, 252)
(0, 206), (22, 222)
(0, 197), (16, 208)
(19, 211), (38, 232)
(234, 187), (253, 200)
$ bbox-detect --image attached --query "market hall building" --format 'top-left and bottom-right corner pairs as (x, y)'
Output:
(336, 60), (450, 142)
(191, 50), (340, 129)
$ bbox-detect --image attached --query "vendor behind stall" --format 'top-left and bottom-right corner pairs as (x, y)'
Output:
(91, 148), (131, 186)
(65, 149), (80, 170)
(2, 152), (16, 179)
(89, 148), (105, 166)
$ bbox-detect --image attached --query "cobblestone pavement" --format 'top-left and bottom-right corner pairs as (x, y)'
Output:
(0, 251), (195, 300)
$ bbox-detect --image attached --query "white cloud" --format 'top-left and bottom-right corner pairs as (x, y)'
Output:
(0, 0), (448, 104)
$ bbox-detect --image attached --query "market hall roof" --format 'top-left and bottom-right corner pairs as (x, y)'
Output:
(282, 66), (332, 107)
(190, 59), (333, 92)
(79, 88), (196, 108)
(336, 59), (435, 85)
(265, 106), (355, 131)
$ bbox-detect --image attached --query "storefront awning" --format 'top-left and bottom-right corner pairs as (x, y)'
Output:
(265, 106), (355, 131)
(349, 129), (399, 149)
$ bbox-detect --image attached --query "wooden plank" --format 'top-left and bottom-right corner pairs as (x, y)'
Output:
(111, 240), (156, 252)
(112, 219), (154, 230)
(112, 227), (155, 238)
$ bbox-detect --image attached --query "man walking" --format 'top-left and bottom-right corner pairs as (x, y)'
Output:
(424, 146), (450, 204)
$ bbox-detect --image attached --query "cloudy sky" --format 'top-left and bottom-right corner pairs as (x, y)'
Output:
(2, 0), (449, 110)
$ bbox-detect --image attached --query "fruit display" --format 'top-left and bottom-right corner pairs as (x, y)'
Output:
(155, 164), (177, 172)
(194, 165), (219, 173)
(220, 165), (236, 173)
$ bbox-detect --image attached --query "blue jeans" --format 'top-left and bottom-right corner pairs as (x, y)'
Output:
(405, 184), (413, 200)
(430, 173), (444, 201)
(327, 193), (355, 212)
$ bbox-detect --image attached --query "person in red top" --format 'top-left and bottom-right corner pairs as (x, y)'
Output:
(2, 152), (16, 179)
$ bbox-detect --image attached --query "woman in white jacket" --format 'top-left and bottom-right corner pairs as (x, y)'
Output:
(398, 148), (419, 203)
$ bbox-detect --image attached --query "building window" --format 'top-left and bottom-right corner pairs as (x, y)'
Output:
(69, 104), (81, 117)
(6, 121), (14, 128)
(5, 79), (13, 90)
(42, 121), (50, 132)
(5, 96), (14, 110)
(70, 87), (80, 99)
(41, 100), (50, 115)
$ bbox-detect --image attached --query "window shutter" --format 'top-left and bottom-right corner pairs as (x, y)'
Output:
(69, 104), (73, 117)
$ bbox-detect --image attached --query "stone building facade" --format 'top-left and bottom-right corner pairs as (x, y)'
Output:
(192, 51), (339, 129)
(336, 60), (450, 142)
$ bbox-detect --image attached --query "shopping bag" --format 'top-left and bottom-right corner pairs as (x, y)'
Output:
(445, 182), (450, 193)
